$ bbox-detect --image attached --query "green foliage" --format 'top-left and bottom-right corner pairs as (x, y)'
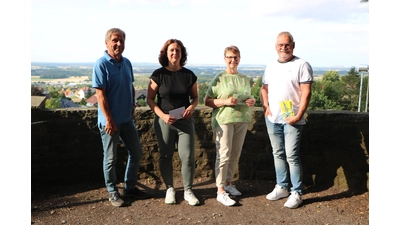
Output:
(251, 76), (263, 107)
(308, 68), (369, 111)
(133, 75), (151, 89)
(322, 70), (340, 83)
(45, 98), (61, 109)
(340, 67), (361, 111)
(309, 86), (343, 110)
(137, 99), (147, 107)
(50, 91), (61, 98)
(34, 67), (92, 79)
(31, 63), (369, 111)
(79, 98), (87, 106)
(85, 88), (93, 99)
(198, 83), (209, 105)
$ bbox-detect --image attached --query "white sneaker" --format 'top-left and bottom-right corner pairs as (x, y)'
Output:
(284, 191), (303, 209)
(165, 187), (176, 204)
(109, 192), (124, 207)
(224, 184), (242, 196)
(266, 184), (289, 201)
(184, 189), (200, 206)
(217, 191), (236, 206)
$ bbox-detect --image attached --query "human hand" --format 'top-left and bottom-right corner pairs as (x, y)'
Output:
(224, 97), (238, 106)
(105, 121), (117, 135)
(182, 106), (194, 119)
(263, 107), (272, 117)
(163, 114), (178, 125)
(284, 115), (300, 125)
(245, 98), (255, 107)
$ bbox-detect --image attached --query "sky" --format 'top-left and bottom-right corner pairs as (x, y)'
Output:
(31, 0), (369, 68)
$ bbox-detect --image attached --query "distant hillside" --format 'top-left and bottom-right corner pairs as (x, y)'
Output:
(31, 62), (356, 78)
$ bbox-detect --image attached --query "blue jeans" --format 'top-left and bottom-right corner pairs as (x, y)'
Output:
(265, 118), (304, 194)
(99, 119), (143, 193)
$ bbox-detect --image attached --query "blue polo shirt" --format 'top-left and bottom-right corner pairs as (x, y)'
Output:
(92, 50), (135, 127)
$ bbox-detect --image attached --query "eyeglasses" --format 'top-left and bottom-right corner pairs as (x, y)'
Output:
(225, 56), (240, 60)
(276, 43), (292, 48)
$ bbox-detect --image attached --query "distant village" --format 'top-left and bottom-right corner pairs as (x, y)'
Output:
(31, 62), (354, 109)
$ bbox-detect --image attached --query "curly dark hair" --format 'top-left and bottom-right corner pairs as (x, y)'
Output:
(158, 39), (188, 67)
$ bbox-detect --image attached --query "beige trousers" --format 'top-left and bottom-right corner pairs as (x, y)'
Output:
(214, 122), (249, 188)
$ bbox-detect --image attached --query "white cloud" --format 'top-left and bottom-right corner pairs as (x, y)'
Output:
(190, 0), (213, 5)
(110, 0), (131, 3)
(248, 0), (369, 23)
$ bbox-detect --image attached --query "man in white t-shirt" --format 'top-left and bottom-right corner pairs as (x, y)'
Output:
(260, 31), (313, 209)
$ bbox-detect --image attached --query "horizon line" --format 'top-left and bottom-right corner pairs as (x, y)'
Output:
(31, 61), (358, 69)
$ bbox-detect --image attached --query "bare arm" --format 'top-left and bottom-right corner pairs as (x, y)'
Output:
(183, 82), (199, 119)
(260, 84), (271, 117)
(204, 95), (238, 108)
(96, 88), (116, 135)
(146, 79), (176, 124)
(295, 83), (312, 121)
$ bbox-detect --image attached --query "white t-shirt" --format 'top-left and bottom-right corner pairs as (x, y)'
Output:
(262, 56), (313, 124)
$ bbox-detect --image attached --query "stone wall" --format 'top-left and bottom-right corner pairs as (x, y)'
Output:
(31, 106), (369, 192)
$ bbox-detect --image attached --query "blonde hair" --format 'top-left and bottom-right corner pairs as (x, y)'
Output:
(224, 45), (241, 57)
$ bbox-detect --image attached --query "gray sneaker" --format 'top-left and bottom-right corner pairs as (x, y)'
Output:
(224, 184), (242, 196)
(109, 192), (124, 207)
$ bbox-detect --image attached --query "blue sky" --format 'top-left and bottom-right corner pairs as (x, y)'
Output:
(31, 0), (369, 68)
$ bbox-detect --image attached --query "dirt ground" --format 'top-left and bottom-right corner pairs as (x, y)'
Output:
(31, 178), (369, 225)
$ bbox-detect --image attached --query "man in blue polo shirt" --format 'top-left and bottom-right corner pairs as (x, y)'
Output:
(92, 28), (148, 207)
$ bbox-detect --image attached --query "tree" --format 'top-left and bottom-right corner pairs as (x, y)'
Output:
(137, 99), (147, 107)
(308, 79), (343, 110)
(45, 98), (61, 109)
(79, 98), (87, 106)
(323, 81), (344, 104)
(31, 85), (44, 96)
(322, 70), (340, 83)
(49, 91), (61, 98)
(309, 90), (343, 110)
(198, 83), (209, 105)
(340, 67), (360, 111)
(359, 75), (369, 112)
(320, 71), (344, 105)
(251, 76), (263, 107)
(85, 87), (93, 99)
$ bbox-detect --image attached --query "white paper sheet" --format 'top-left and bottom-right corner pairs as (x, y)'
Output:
(169, 106), (185, 119)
